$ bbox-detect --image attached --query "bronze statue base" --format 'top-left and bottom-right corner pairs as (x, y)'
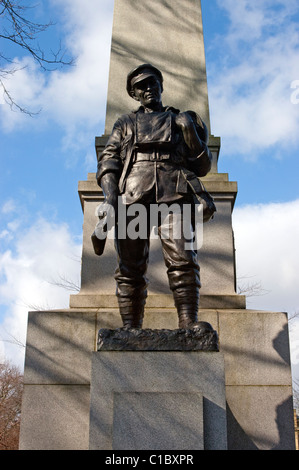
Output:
(97, 326), (219, 351)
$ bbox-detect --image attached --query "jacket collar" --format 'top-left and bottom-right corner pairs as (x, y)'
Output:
(133, 105), (180, 114)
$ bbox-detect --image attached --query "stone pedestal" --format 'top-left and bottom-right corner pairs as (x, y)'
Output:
(89, 350), (227, 450)
(19, 307), (295, 450)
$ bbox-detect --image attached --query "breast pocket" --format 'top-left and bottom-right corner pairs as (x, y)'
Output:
(120, 134), (133, 161)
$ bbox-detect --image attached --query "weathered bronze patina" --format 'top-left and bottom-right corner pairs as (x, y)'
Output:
(97, 327), (219, 351)
(94, 64), (216, 332)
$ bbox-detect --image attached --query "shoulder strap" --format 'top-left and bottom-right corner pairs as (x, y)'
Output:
(118, 113), (136, 192)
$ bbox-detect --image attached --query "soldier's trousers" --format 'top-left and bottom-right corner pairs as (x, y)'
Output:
(114, 196), (201, 325)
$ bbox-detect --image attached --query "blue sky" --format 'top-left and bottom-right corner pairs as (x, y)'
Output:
(1, 0), (299, 384)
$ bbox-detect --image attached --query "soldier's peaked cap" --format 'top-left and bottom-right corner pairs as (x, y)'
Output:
(126, 64), (163, 96)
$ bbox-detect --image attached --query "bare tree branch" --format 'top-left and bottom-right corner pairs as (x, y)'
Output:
(0, 76), (40, 115)
(0, 0), (75, 115)
(237, 275), (271, 298)
(289, 311), (299, 322)
(46, 273), (80, 293)
(0, 327), (25, 349)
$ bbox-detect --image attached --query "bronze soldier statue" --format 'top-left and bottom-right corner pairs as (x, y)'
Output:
(95, 64), (215, 331)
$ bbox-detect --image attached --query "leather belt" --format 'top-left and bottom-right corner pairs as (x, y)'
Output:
(133, 152), (170, 162)
(133, 152), (185, 164)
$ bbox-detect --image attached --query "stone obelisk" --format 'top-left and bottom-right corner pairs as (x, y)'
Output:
(19, 0), (295, 450)
(105, 0), (210, 134)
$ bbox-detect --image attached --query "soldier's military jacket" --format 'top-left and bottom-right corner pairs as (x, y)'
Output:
(96, 105), (212, 205)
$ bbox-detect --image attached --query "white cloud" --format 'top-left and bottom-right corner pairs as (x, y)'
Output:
(0, 57), (46, 131)
(209, 0), (299, 156)
(2, 0), (298, 159)
(232, 198), (299, 378)
(0, 0), (114, 143)
(0, 217), (82, 368)
(217, 0), (299, 42)
(1, 199), (17, 214)
(233, 199), (299, 312)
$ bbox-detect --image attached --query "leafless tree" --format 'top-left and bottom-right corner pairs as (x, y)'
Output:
(237, 276), (270, 298)
(293, 378), (299, 412)
(289, 311), (299, 322)
(46, 273), (80, 293)
(0, 327), (25, 349)
(0, 0), (74, 114)
(0, 359), (23, 450)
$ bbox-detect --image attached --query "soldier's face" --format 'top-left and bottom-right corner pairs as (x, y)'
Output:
(132, 76), (162, 108)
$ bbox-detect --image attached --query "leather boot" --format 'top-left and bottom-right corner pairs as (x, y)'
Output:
(178, 309), (213, 332)
(173, 287), (213, 331)
(173, 286), (199, 327)
(178, 308), (198, 328)
(116, 283), (147, 328)
(118, 296), (146, 328)
(119, 306), (144, 328)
